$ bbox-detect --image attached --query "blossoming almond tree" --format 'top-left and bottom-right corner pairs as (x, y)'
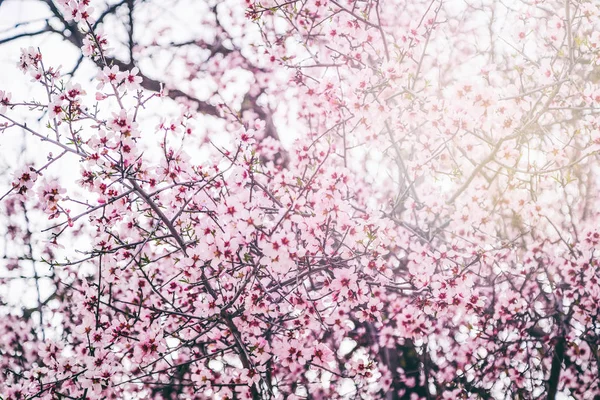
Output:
(1, 0), (600, 399)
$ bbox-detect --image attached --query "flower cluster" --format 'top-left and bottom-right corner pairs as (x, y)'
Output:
(12, 166), (38, 197)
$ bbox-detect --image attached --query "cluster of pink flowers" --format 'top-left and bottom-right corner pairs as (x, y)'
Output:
(0, 90), (11, 114)
(18, 47), (43, 77)
(96, 66), (142, 92)
(56, 0), (94, 23)
(36, 179), (66, 219)
(11, 166), (38, 197)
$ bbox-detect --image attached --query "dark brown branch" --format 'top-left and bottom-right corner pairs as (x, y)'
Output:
(129, 179), (188, 256)
(547, 336), (566, 400)
(0, 26), (54, 45)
